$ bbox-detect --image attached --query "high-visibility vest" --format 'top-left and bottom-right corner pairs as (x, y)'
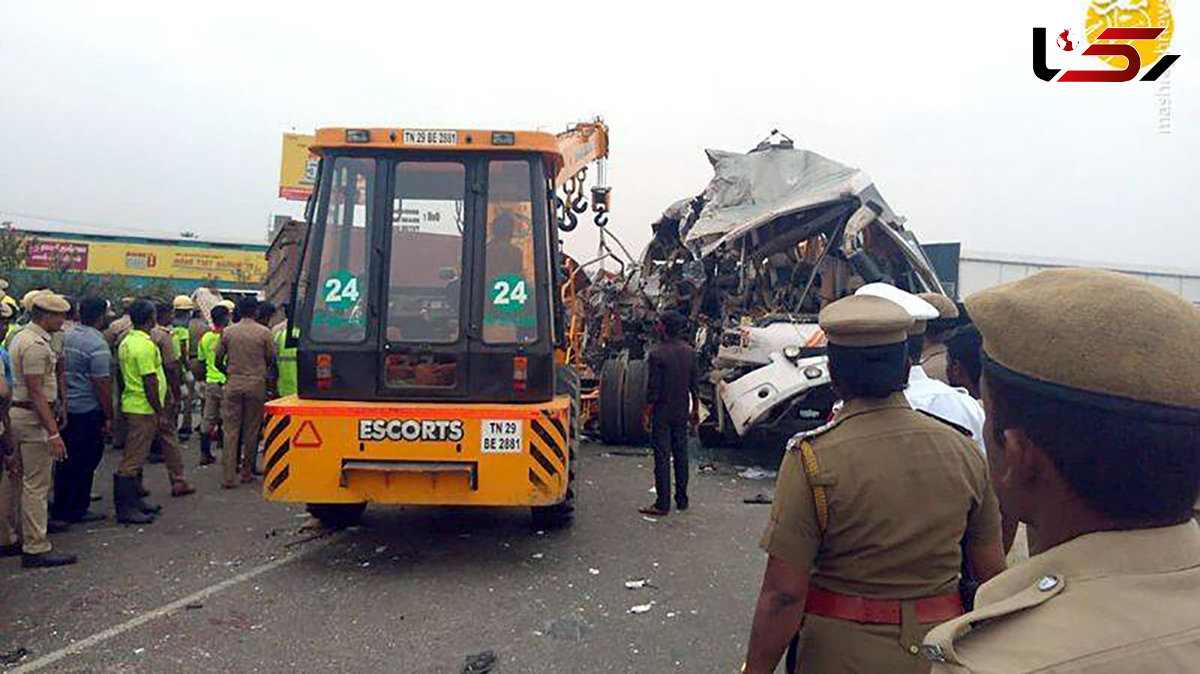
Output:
(171, 325), (190, 363)
(275, 326), (299, 397)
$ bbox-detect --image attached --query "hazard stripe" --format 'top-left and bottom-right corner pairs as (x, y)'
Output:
(531, 420), (566, 467)
(264, 415), (292, 453)
(267, 465), (290, 493)
(265, 439), (290, 478)
(529, 443), (558, 480)
(528, 468), (550, 493)
(541, 410), (567, 443)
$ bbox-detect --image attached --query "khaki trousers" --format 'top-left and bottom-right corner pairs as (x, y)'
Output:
(122, 413), (185, 481)
(221, 385), (266, 485)
(8, 409), (54, 554)
(202, 383), (224, 437)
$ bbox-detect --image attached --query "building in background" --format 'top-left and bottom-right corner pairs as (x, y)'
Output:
(923, 243), (1200, 305)
(5, 218), (268, 293)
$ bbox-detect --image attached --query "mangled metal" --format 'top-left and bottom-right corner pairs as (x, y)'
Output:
(580, 133), (945, 446)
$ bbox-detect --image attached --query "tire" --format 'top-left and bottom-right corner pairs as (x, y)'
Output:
(532, 410), (577, 530)
(306, 503), (366, 528)
(599, 359), (625, 445)
(621, 359), (649, 445)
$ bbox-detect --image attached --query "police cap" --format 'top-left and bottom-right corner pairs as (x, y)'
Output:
(820, 295), (914, 347)
(918, 292), (960, 320)
(856, 283), (938, 335)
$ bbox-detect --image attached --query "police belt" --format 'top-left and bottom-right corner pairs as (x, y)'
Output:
(805, 586), (963, 625)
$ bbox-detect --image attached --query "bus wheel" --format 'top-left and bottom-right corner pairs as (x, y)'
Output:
(307, 503), (367, 528)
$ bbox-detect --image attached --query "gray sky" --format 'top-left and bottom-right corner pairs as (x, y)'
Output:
(1, 0), (1196, 268)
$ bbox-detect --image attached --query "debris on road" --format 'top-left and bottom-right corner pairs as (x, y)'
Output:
(743, 494), (774, 505)
(624, 579), (654, 590)
(185, 601), (204, 610)
(0, 647), (29, 666)
(738, 467), (777, 480)
(589, 568), (600, 575)
(531, 553), (544, 560)
(461, 650), (498, 674)
(627, 601), (655, 614)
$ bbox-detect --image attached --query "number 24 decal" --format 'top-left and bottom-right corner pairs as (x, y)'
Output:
(493, 279), (528, 305)
(324, 277), (360, 304)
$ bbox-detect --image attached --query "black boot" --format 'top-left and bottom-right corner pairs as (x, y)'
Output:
(114, 475), (155, 525)
(22, 551), (77, 568)
(199, 435), (216, 466)
(134, 471), (162, 514)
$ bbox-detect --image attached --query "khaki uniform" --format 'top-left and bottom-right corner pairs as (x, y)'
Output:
(925, 522), (1200, 673)
(106, 314), (134, 446)
(4, 324), (59, 554)
(215, 318), (276, 484)
(149, 325), (186, 483)
(761, 393), (1000, 674)
(920, 344), (950, 385)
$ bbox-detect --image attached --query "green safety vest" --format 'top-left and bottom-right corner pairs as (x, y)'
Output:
(275, 326), (298, 397)
(198, 330), (226, 385)
(171, 325), (190, 363)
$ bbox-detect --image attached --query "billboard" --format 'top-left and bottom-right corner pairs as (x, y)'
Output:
(279, 133), (318, 201)
(24, 237), (267, 284)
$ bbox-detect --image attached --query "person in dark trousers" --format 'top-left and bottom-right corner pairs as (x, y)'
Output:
(640, 311), (699, 517)
(52, 297), (112, 524)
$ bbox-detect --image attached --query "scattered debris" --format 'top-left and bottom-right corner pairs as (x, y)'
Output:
(743, 493), (774, 505)
(627, 601), (655, 614)
(738, 467), (777, 481)
(601, 449), (651, 458)
(374, 545), (387, 554)
(0, 648), (29, 666)
(461, 650), (497, 674)
(531, 553), (544, 560)
(588, 568), (600, 576)
(698, 463), (718, 473)
(624, 579), (654, 590)
(185, 601), (204, 610)
(133, 648), (145, 655)
(641, 516), (658, 524)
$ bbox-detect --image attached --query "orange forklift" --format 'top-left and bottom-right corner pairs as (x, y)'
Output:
(262, 122), (610, 528)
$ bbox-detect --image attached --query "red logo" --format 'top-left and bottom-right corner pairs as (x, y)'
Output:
(1034, 26), (1180, 82)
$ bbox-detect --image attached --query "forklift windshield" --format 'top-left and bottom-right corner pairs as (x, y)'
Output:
(298, 151), (556, 403)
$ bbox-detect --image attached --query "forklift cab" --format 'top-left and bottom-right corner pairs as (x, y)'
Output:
(294, 143), (560, 404)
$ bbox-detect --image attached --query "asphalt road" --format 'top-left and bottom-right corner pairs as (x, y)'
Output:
(0, 438), (783, 673)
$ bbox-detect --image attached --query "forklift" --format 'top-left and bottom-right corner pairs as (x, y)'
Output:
(262, 122), (610, 528)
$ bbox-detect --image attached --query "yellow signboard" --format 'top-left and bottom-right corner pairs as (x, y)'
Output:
(25, 238), (267, 284)
(279, 133), (318, 201)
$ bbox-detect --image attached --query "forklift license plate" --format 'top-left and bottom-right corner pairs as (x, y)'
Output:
(403, 129), (459, 145)
(481, 419), (523, 453)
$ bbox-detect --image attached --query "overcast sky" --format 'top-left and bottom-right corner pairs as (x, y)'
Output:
(0, 0), (1195, 269)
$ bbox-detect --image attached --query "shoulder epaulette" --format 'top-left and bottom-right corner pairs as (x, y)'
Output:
(785, 418), (839, 452)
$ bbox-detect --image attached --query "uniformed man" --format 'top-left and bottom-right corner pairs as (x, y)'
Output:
(922, 268), (1200, 673)
(105, 300), (135, 449)
(214, 297), (276, 488)
(171, 295), (196, 438)
(916, 293), (960, 385)
(115, 299), (171, 525)
(197, 304), (230, 466)
(272, 305), (299, 399)
(857, 284), (986, 454)
(151, 300), (195, 497)
(2, 292), (77, 567)
(742, 294), (1005, 674)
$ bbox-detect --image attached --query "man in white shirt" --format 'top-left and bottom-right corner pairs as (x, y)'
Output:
(856, 284), (986, 454)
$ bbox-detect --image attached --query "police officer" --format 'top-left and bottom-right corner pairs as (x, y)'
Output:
(171, 295), (196, 438)
(742, 295), (1005, 673)
(215, 297), (276, 488)
(197, 303), (231, 466)
(922, 269), (1200, 673)
(857, 284), (986, 453)
(151, 300), (195, 497)
(3, 292), (76, 567)
(916, 293), (960, 385)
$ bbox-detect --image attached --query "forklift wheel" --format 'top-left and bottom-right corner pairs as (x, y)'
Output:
(306, 503), (367, 528)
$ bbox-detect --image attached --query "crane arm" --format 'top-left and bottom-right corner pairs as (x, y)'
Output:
(552, 121), (610, 189)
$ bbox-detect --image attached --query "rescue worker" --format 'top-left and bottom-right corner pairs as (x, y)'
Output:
(214, 297), (275, 488)
(742, 294), (1005, 673)
(1, 292), (77, 567)
(105, 299), (135, 449)
(916, 293), (960, 385)
(922, 269), (1200, 673)
(150, 300), (195, 497)
(857, 284), (986, 454)
(171, 295), (196, 438)
(639, 311), (699, 516)
(114, 300), (168, 525)
(197, 304), (231, 466)
(272, 305), (298, 399)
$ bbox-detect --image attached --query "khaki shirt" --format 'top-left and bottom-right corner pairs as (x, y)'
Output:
(761, 393), (1000, 599)
(10, 323), (58, 404)
(924, 522), (1200, 673)
(150, 325), (180, 368)
(105, 315), (132, 349)
(921, 344), (950, 385)
(215, 318), (276, 392)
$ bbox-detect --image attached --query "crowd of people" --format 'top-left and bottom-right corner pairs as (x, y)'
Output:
(0, 282), (297, 569)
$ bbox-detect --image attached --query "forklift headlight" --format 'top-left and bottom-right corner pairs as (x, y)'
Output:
(491, 131), (516, 146)
(345, 129), (371, 143)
